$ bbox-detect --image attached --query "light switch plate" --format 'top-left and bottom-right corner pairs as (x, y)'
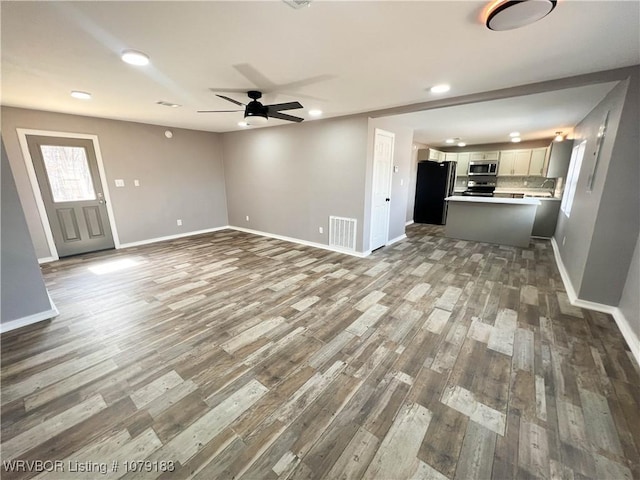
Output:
(134, 179), (140, 187)
(115, 179), (125, 187)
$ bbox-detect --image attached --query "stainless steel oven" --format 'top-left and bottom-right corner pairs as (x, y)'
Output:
(468, 161), (498, 176)
(463, 178), (496, 197)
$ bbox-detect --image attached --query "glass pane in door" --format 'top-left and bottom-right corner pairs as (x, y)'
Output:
(40, 145), (96, 202)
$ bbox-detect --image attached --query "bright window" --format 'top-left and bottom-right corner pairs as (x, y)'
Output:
(40, 145), (96, 202)
(561, 140), (587, 217)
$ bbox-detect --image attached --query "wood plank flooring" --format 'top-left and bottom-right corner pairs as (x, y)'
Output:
(2, 224), (639, 479)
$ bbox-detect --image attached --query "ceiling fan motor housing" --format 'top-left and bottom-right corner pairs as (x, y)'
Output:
(245, 100), (268, 119)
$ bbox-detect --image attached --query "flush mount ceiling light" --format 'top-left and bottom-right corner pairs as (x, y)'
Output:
(121, 49), (150, 66)
(485, 0), (557, 31)
(445, 138), (456, 144)
(511, 136), (522, 143)
(554, 131), (564, 142)
(70, 91), (91, 100)
(509, 131), (520, 137)
(430, 84), (451, 94)
(282, 0), (312, 9)
(237, 121), (249, 127)
(308, 109), (323, 117)
(156, 101), (181, 108)
(458, 142), (467, 147)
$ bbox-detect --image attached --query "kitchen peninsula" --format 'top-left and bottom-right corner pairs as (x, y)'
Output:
(444, 196), (541, 248)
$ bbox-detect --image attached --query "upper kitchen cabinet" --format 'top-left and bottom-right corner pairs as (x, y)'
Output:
(528, 147), (549, 176)
(470, 151), (499, 161)
(456, 152), (471, 177)
(417, 148), (444, 162)
(498, 149), (531, 176)
(545, 140), (574, 178)
(444, 152), (458, 162)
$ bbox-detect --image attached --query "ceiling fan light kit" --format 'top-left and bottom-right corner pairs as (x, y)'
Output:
(198, 90), (305, 125)
(485, 0), (557, 31)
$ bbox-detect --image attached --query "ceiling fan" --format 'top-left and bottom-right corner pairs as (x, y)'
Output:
(198, 91), (304, 125)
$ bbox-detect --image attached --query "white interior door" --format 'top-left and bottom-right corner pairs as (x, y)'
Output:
(370, 129), (395, 251)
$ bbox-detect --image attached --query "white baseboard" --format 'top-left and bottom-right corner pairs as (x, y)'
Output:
(1, 293), (59, 334)
(551, 237), (639, 366)
(405, 220), (414, 227)
(387, 234), (407, 246)
(229, 226), (370, 258)
(38, 256), (57, 264)
(119, 226), (229, 249)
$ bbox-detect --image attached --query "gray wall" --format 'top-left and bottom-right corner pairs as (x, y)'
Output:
(222, 116), (370, 252)
(1, 107), (228, 259)
(367, 118), (414, 246)
(618, 233), (639, 340)
(555, 68), (640, 305)
(1, 140), (53, 324)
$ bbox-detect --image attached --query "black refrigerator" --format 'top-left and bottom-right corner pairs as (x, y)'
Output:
(413, 161), (456, 225)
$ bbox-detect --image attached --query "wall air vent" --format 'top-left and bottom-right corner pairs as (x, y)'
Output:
(282, 0), (312, 9)
(329, 216), (357, 252)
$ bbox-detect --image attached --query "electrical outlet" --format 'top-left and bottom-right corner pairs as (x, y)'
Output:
(114, 179), (125, 187)
(134, 179), (140, 187)
(177, 219), (182, 226)
(319, 227), (323, 234)
(245, 215), (250, 222)
(524, 180), (528, 186)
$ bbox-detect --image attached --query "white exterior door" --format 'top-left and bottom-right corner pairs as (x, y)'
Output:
(370, 129), (395, 251)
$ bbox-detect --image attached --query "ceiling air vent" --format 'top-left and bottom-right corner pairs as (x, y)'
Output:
(282, 0), (312, 9)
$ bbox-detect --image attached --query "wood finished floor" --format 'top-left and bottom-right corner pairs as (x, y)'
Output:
(1, 224), (639, 480)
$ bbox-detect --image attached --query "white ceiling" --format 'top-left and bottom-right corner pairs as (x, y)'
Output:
(1, 1), (639, 141)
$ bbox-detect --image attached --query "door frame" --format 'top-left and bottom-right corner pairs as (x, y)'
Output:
(17, 128), (120, 261)
(369, 128), (395, 251)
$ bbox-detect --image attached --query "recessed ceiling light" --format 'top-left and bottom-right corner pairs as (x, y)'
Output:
(70, 91), (91, 100)
(458, 142), (466, 147)
(238, 121), (249, 127)
(430, 84), (451, 94)
(121, 49), (150, 66)
(485, 0), (557, 31)
(511, 137), (522, 143)
(308, 109), (323, 117)
(156, 101), (181, 108)
(509, 131), (520, 137)
(445, 138), (455, 144)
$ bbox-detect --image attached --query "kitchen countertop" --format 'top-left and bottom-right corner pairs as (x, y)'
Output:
(445, 196), (541, 206)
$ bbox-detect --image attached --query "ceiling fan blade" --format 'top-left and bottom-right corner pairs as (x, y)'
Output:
(266, 101), (303, 112)
(216, 94), (245, 106)
(269, 111), (304, 123)
(197, 109), (243, 113)
(233, 63), (277, 91)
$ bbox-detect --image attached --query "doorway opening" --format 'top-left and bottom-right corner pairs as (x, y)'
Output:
(17, 129), (120, 260)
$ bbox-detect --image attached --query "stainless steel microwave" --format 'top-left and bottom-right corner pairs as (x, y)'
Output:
(468, 161), (498, 176)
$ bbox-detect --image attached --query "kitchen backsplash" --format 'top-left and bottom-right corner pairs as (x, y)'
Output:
(455, 176), (558, 191)
(496, 176), (556, 189)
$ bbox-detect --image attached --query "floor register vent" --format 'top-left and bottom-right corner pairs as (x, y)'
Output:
(329, 216), (357, 252)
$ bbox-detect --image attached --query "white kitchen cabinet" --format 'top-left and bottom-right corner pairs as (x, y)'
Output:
(470, 151), (499, 161)
(418, 148), (444, 161)
(444, 152), (458, 162)
(528, 147), (548, 176)
(456, 152), (470, 177)
(498, 149), (532, 176)
(545, 140), (574, 178)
